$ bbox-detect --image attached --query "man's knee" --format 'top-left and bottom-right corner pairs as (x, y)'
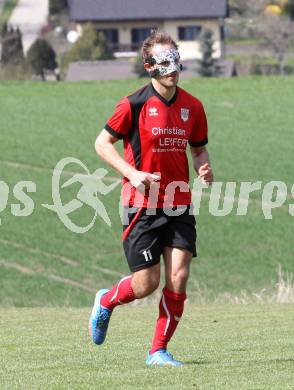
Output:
(171, 268), (190, 285)
(166, 267), (190, 293)
(132, 264), (160, 298)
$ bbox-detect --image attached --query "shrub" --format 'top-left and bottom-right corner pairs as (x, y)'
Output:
(91, 32), (114, 60)
(133, 52), (148, 78)
(26, 38), (57, 80)
(62, 23), (114, 70)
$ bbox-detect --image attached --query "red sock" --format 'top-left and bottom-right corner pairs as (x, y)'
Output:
(100, 276), (135, 311)
(150, 287), (186, 354)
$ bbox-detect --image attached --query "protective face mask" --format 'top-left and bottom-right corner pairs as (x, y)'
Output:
(150, 49), (183, 77)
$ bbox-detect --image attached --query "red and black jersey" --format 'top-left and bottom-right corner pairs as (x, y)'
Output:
(105, 83), (208, 208)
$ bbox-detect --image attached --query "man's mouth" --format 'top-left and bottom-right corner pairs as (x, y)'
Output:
(167, 72), (177, 78)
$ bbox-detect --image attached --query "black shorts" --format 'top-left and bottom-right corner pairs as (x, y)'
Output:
(122, 206), (197, 273)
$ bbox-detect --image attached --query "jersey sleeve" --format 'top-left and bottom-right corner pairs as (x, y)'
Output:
(104, 97), (132, 139)
(189, 101), (208, 147)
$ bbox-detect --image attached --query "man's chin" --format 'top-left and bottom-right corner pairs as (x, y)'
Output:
(154, 73), (179, 87)
(166, 78), (178, 87)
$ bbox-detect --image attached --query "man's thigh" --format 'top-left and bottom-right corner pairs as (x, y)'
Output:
(123, 208), (166, 272)
(161, 208), (197, 257)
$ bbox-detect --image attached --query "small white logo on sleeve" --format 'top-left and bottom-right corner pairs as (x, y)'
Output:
(149, 107), (158, 116)
(142, 249), (153, 262)
(181, 108), (189, 122)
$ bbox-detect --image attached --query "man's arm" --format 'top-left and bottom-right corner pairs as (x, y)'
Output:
(190, 145), (214, 185)
(95, 129), (160, 189)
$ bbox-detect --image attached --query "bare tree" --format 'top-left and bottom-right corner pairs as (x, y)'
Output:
(227, 0), (267, 39)
(259, 13), (294, 75)
(229, 0), (267, 16)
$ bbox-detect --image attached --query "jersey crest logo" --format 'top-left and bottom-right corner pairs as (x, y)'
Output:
(149, 107), (158, 116)
(181, 108), (189, 122)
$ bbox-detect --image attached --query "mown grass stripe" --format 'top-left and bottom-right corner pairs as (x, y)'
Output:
(0, 238), (80, 267)
(0, 258), (96, 293)
(0, 159), (120, 182)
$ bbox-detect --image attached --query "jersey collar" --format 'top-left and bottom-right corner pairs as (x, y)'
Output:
(150, 83), (178, 107)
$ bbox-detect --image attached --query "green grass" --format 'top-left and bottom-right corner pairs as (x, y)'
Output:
(1, 304), (294, 389)
(0, 0), (18, 30)
(227, 53), (294, 69)
(0, 77), (294, 306)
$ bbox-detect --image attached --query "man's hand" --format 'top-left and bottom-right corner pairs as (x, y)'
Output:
(191, 146), (214, 186)
(127, 170), (161, 191)
(95, 130), (161, 192)
(198, 162), (214, 185)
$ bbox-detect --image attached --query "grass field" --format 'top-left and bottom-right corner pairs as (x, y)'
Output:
(0, 77), (294, 306)
(1, 304), (294, 389)
(1, 77), (294, 389)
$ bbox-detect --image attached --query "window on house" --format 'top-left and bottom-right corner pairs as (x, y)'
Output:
(97, 29), (119, 44)
(178, 26), (202, 41)
(131, 28), (152, 44)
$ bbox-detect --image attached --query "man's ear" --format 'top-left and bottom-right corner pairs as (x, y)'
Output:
(144, 63), (152, 72)
(144, 62), (158, 78)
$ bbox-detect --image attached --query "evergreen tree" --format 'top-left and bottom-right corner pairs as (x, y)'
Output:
(288, 0), (294, 20)
(26, 38), (57, 81)
(0, 21), (8, 39)
(49, 0), (68, 15)
(0, 26), (24, 66)
(197, 29), (217, 77)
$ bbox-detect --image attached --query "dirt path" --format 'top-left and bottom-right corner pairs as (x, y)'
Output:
(9, 0), (48, 54)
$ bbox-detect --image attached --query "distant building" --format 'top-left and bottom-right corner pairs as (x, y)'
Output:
(69, 0), (229, 60)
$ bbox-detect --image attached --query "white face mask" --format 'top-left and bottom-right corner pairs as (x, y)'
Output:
(149, 48), (182, 77)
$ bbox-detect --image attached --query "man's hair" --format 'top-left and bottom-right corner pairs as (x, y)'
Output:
(141, 30), (178, 63)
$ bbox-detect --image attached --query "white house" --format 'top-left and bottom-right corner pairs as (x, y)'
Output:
(69, 0), (229, 60)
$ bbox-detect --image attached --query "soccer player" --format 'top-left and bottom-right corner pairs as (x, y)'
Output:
(90, 30), (213, 366)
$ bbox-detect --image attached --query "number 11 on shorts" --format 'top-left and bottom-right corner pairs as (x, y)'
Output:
(142, 249), (153, 262)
